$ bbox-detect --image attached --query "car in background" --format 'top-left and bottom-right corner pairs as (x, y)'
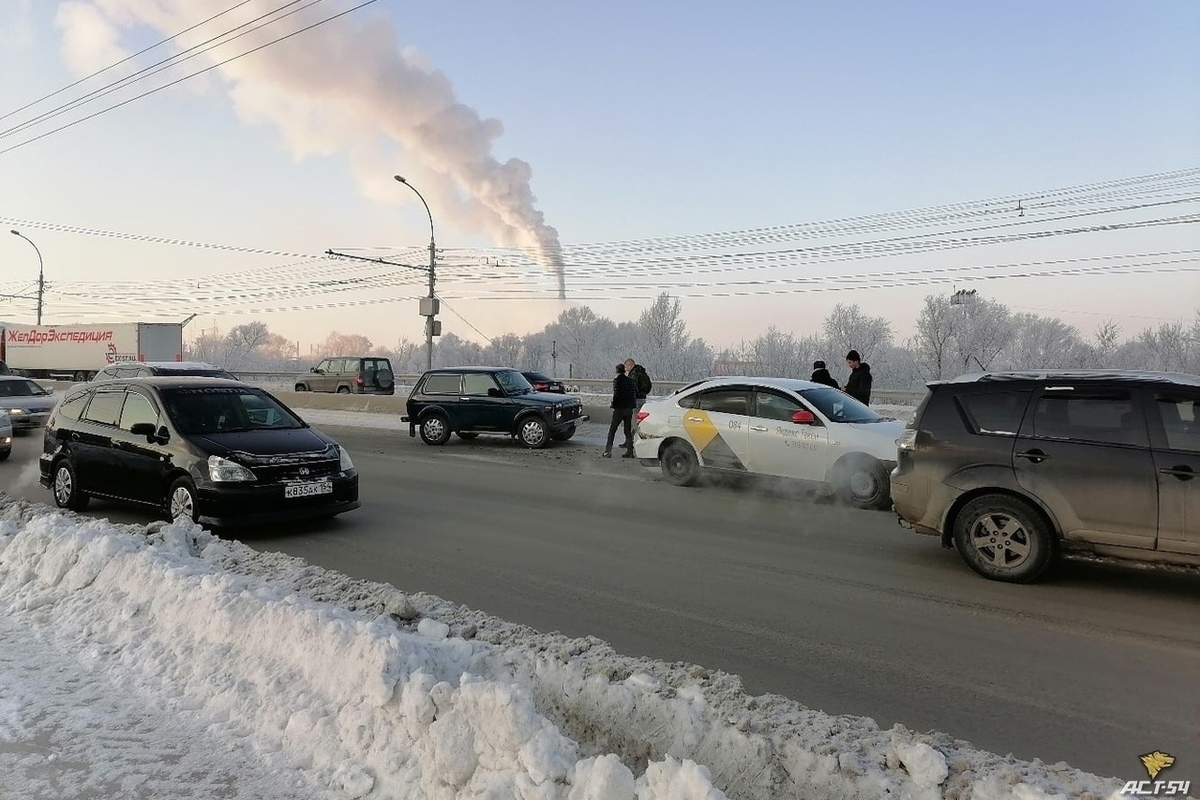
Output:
(93, 361), (239, 381)
(521, 371), (566, 394)
(892, 370), (1200, 583)
(0, 412), (11, 461)
(403, 367), (588, 448)
(38, 377), (360, 526)
(0, 375), (57, 433)
(633, 376), (904, 509)
(294, 357), (395, 395)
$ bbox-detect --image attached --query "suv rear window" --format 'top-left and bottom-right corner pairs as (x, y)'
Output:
(956, 390), (1031, 436)
(362, 359), (391, 373)
(423, 373), (462, 394)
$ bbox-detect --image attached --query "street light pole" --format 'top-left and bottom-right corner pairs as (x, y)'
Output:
(394, 175), (437, 370)
(10, 230), (44, 325)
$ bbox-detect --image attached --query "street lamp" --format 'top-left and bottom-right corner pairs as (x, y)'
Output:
(394, 175), (439, 370)
(9, 229), (45, 325)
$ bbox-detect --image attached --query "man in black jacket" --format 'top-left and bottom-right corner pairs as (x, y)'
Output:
(809, 360), (839, 389)
(604, 363), (638, 458)
(844, 350), (873, 405)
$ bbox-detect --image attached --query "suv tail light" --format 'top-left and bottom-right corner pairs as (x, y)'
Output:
(354, 375), (364, 385)
(897, 429), (917, 451)
(636, 410), (649, 422)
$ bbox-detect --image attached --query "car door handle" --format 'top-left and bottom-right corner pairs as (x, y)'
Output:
(750, 425), (769, 432)
(1016, 449), (1050, 463)
(1160, 465), (1196, 481)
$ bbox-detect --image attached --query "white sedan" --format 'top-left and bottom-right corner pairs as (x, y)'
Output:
(633, 377), (905, 508)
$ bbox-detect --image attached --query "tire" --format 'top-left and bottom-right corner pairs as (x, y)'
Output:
(456, 432), (479, 440)
(419, 414), (451, 446)
(518, 417), (550, 449)
(550, 427), (576, 441)
(660, 441), (700, 487)
(294, 383), (308, 392)
(834, 456), (891, 510)
(166, 476), (199, 523)
(953, 494), (1056, 583)
(52, 459), (89, 511)
(336, 386), (351, 394)
(374, 370), (395, 391)
(0, 449), (9, 462)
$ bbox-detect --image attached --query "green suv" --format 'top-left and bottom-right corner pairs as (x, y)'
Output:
(403, 367), (587, 448)
(295, 357), (394, 395)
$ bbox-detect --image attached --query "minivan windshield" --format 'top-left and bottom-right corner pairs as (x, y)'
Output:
(161, 386), (305, 434)
(799, 387), (884, 423)
(496, 370), (534, 395)
(0, 378), (51, 397)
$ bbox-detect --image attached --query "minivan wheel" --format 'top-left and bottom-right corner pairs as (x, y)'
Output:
(953, 495), (1055, 583)
(518, 417), (549, 449)
(661, 441), (700, 487)
(419, 414), (451, 446)
(52, 459), (89, 511)
(167, 477), (199, 523)
(835, 456), (890, 510)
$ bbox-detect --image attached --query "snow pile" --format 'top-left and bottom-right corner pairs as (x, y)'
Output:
(0, 497), (1125, 799)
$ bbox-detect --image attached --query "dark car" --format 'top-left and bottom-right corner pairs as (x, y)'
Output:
(93, 361), (239, 381)
(38, 377), (360, 527)
(294, 356), (395, 395)
(0, 375), (57, 432)
(521, 371), (566, 394)
(403, 367), (588, 448)
(891, 370), (1200, 583)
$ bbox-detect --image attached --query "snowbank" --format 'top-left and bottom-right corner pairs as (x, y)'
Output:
(0, 497), (1124, 799)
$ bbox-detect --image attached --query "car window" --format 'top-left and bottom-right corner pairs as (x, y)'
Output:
(1031, 391), (1144, 447)
(1154, 393), (1200, 453)
(56, 389), (92, 422)
(119, 391), (159, 431)
(322, 359), (342, 373)
(82, 390), (126, 427)
(754, 390), (804, 422)
(695, 389), (751, 415)
(161, 387), (304, 434)
(496, 370), (533, 394)
(364, 358), (391, 372)
(957, 390), (1032, 436)
(462, 373), (498, 396)
(422, 373), (462, 394)
(316, 360), (330, 372)
(799, 387), (881, 423)
(0, 379), (51, 397)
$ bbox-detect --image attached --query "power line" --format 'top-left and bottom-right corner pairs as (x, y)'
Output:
(435, 296), (492, 343)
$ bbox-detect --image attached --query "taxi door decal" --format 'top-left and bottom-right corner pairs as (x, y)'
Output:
(683, 410), (747, 471)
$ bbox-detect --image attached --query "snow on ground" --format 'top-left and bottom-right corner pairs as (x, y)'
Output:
(0, 497), (1125, 800)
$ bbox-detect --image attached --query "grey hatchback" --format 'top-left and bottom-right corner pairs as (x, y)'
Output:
(892, 370), (1200, 582)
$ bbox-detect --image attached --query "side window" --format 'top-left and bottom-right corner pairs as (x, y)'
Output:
(1031, 391), (1143, 447)
(118, 391), (158, 431)
(316, 360), (331, 373)
(957, 390), (1032, 436)
(365, 358), (391, 373)
(754, 391), (804, 422)
(462, 373), (498, 396)
(324, 359), (343, 374)
(1154, 393), (1200, 453)
(82, 390), (126, 427)
(56, 390), (93, 422)
(422, 373), (462, 395)
(695, 389), (751, 416)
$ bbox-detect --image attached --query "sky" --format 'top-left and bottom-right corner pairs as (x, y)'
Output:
(1, 0), (1198, 356)
(0, 498), (1124, 798)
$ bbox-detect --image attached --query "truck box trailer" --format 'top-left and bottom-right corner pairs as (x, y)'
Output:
(0, 322), (184, 381)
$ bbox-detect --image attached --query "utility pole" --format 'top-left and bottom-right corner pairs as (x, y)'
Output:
(10, 230), (44, 325)
(551, 340), (557, 377)
(395, 175), (439, 371)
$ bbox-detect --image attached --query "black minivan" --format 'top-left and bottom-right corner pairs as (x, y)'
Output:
(39, 377), (360, 526)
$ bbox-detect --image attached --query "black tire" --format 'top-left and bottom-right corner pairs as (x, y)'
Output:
(419, 413), (451, 446)
(660, 441), (700, 487)
(294, 383), (308, 392)
(374, 369), (395, 390)
(0, 449), (9, 462)
(953, 494), (1056, 583)
(518, 417), (550, 449)
(834, 456), (891, 510)
(166, 476), (199, 523)
(336, 386), (351, 394)
(550, 427), (576, 441)
(456, 432), (479, 440)
(51, 459), (89, 511)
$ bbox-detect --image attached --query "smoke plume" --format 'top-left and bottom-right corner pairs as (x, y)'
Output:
(55, 0), (567, 297)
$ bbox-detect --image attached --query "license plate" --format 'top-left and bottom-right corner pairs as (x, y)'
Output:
(285, 481), (333, 499)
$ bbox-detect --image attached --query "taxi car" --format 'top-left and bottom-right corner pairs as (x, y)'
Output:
(634, 376), (905, 508)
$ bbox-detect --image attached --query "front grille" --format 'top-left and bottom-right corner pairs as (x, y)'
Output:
(253, 459), (340, 483)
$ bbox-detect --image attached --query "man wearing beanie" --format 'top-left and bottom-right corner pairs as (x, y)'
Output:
(809, 360), (839, 389)
(844, 350), (872, 405)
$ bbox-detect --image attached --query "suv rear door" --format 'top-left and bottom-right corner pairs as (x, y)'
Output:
(1147, 387), (1200, 556)
(1013, 385), (1157, 549)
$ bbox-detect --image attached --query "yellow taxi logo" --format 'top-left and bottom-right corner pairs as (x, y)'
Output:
(1120, 751), (1189, 797)
(1142, 752), (1175, 781)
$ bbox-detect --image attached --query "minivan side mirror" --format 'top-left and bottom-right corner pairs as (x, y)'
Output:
(792, 410), (817, 425)
(129, 422), (162, 442)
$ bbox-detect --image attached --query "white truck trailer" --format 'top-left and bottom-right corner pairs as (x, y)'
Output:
(0, 322), (184, 381)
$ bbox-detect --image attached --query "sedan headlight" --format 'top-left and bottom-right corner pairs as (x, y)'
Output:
(208, 455), (256, 482)
(9, 409), (26, 415)
(339, 446), (355, 471)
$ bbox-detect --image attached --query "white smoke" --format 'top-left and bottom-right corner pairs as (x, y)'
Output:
(54, 0), (567, 298)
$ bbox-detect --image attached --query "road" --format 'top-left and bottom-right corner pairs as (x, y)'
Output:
(3, 425), (1198, 781)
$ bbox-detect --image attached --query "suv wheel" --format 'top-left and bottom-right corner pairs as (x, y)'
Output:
(835, 456), (890, 509)
(52, 459), (89, 511)
(518, 417), (549, 449)
(953, 494), (1055, 583)
(294, 383), (308, 392)
(420, 414), (451, 446)
(661, 441), (699, 486)
(337, 386), (351, 394)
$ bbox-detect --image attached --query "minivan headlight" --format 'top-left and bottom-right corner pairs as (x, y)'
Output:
(897, 429), (918, 451)
(208, 455), (255, 482)
(339, 446), (355, 471)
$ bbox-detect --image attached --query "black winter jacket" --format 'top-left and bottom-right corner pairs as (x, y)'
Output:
(611, 373), (638, 409)
(845, 363), (872, 405)
(809, 368), (839, 389)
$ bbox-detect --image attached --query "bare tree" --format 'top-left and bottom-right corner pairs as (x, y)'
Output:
(225, 322), (271, 370)
(822, 303), (893, 363)
(638, 293), (688, 351)
(911, 295), (955, 380)
(1003, 313), (1087, 370)
(950, 295), (1012, 371)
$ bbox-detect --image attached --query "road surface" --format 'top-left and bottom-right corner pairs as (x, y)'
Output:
(3, 425), (1197, 781)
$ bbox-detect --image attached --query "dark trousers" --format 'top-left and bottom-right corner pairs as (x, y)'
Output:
(606, 408), (634, 452)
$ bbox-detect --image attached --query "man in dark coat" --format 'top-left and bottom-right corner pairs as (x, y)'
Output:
(604, 363), (638, 458)
(625, 358), (652, 408)
(844, 350), (873, 405)
(809, 360), (839, 389)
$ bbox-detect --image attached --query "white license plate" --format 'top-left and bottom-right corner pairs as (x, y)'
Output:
(284, 481), (333, 499)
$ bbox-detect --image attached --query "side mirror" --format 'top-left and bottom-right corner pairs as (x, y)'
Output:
(130, 422), (157, 441)
(792, 410), (817, 425)
(487, 388), (503, 398)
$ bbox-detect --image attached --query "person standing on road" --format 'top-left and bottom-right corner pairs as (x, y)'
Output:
(604, 363), (638, 458)
(625, 358), (652, 409)
(844, 350), (873, 405)
(809, 360), (839, 389)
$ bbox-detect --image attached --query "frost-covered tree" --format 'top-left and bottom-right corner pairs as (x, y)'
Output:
(822, 303), (893, 363)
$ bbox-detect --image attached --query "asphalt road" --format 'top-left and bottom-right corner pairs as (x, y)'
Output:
(3, 426), (1198, 781)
